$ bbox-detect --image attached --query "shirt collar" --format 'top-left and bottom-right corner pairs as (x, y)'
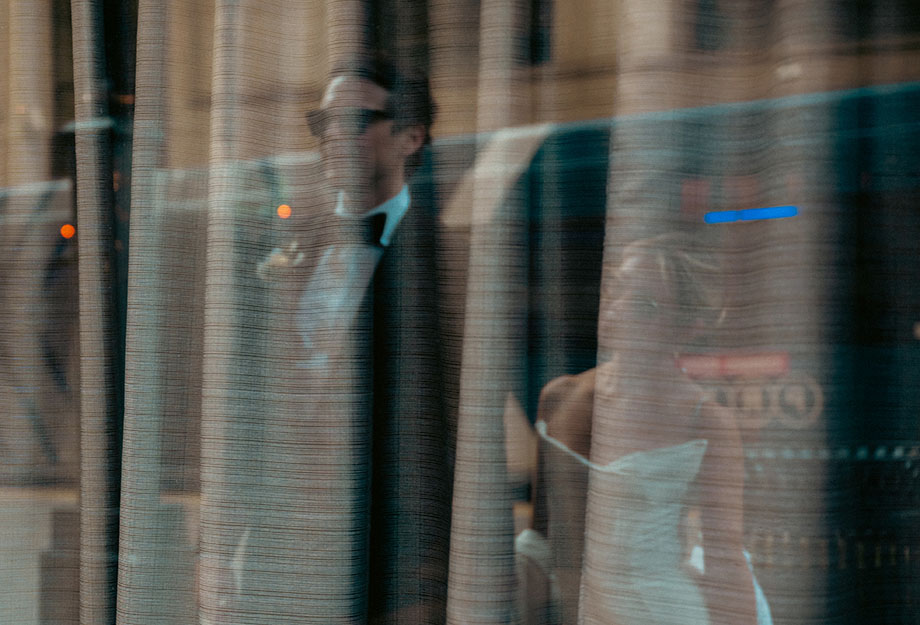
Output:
(335, 185), (411, 247)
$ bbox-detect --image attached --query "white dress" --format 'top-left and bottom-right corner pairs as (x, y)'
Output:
(534, 421), (773, 625)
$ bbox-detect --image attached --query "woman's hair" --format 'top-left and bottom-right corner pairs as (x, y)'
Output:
(621, 232), (726, 332)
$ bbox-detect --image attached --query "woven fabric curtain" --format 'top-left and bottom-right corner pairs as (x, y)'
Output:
(2, 1), (919, 624)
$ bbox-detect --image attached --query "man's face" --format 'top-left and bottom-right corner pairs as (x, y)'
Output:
(313, 75), (420, 210)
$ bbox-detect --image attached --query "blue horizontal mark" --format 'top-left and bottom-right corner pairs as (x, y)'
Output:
(704, 205), (798, 224)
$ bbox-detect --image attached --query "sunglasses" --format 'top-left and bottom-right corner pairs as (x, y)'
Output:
(306, 107), (393, 137)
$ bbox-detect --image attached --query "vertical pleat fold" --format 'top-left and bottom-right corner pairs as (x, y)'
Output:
(446, 1), (529, 623)
(71, 4), (120, 625)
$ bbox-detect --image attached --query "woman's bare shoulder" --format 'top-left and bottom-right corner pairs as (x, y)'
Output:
(539, 368), (596, 407)
(537, 368), (600, 456)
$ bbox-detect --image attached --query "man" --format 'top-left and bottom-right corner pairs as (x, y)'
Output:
(311, 62), (430, 217)
(259, 57), (435, 365)
(261, 56), (433, 266)
(259, 56), (450, 625)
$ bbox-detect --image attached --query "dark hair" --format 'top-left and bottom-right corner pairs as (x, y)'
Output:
(330, 53), (436, 173)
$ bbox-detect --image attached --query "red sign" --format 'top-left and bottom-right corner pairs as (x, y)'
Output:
(678, 352), (790, 379)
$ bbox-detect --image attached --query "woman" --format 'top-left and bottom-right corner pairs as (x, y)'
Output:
(527, 233), (771, 625)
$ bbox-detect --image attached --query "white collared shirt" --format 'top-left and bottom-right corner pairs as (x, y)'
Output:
(334, 184), (411, 247)
(297, 186), (411, 368)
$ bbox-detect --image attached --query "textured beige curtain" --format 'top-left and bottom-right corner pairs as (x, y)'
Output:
(1, 2), (82, 624)
(1, 1), (920, 624)
(443, 0), (532, 622)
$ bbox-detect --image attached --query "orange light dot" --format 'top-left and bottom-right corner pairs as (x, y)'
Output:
(60, 224), (76, 239)
(277, 204), (292, 219)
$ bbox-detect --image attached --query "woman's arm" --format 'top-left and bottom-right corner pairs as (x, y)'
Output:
(696, 402), (758, 625)
(533, 368), (608, 625)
